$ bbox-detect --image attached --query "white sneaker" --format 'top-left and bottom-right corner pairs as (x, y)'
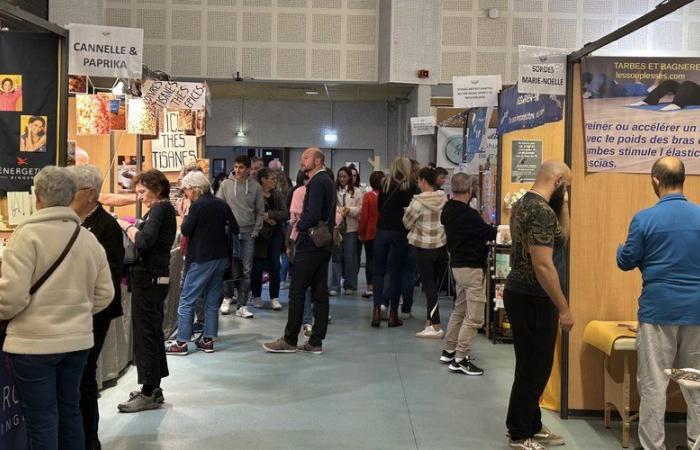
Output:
(302, 324), (313, 337)
(508, 438), (546, 450)
(220, 298), (233, 315)
(415, 326), (444, 339)
(252, 297), (264, 309)
(271, 298), (282, 311)
(329, 290), (338, 296)
(235, 306), (254, 318)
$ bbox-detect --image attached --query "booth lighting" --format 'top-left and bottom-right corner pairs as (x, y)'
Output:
(324, 132), (338, 143)
(236, 129), (246, 137)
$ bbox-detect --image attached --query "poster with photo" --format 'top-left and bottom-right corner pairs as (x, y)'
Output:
(19, 115), (48, 152)
(582, 56), (700, 173)
(0, 74), (22, 111)
(194, 108), (205, 137)
(127, 98), (158, 135)
(68, 75), (88, 94)
(0, 32), (58, 195)
(178, 109), (194, 132)
(76, 94), (111, 135)
(117, 155), (138, 192)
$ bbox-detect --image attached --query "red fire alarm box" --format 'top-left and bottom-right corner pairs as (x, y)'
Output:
(417, 70), (430, 78)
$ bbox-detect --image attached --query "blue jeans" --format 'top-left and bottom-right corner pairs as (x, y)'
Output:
(280, 252), (289, 284)
(303, 289), (313, 325)
(178, 258), (228, 341)
(10, 350), (89, 450)
(223, 232), (255, 306)
(381, 244), (417, 311)
(372, 229), (410, 311)
(330, 231), (360, 292)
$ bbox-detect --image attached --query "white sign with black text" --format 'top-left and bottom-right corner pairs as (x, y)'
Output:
(452, 75), (502, 108)
(151, 111), (197, 172)
(410, 116), (436, 136)
(517, 46), (567, 96)
(142, 81), (207, 111)
(68, 24), (143, 78)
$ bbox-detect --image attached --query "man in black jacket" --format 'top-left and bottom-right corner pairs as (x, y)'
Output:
(68, 165), (125, 450)
(264, 148), (336, 354)
(439, 172), (496, 377)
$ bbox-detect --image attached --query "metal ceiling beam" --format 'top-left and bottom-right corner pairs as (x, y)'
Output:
(568, 0), (694, 63)
(0, 1), (66, 36)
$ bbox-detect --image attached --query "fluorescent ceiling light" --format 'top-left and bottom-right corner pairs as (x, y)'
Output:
(236, 129), (246, 137)
(324, 132), (338, 143)
(305, 90), (319, 95)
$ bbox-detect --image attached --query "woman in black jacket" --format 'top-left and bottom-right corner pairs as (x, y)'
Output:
(117, 169), (176, 413)
(250, 168), (289, 311)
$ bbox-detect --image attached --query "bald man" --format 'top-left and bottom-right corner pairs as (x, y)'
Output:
(618, 157), (700, 450)
(504, 160), (572, 450)
(264, 148), (336, 354)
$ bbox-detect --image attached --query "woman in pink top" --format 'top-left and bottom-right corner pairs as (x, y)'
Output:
(0, 78), (22, 111)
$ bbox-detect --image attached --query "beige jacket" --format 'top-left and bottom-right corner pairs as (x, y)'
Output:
(403, 190), (447, 249)
(337, 187), (363, 233)
(0, 207), (114, 355)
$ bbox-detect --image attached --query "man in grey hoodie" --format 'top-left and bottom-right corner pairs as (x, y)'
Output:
(217, 155), (264, 318)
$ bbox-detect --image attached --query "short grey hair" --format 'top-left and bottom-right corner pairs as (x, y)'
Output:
(451, 172), (476, 194)
(66, 165), (103, 191)
(34, 166), (77, 207)
(181, 171), (211, 195)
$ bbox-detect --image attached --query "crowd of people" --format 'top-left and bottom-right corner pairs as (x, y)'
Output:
(1, 148), (698, 450)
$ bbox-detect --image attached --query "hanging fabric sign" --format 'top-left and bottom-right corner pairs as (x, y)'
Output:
(518, 46), (567, 96)
(497, 85), (563, 135)
(452, 75), (502, 108)
(466, 107), (489, 162)
(67, 24), (143, 78)
(151, 111), (197, 172)
(582, 56), (700, 173)
(0, 32), (58, 195)
(142, 81), (207, 111)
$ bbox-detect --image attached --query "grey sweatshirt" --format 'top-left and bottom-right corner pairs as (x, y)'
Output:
(216, 175), (264, 235)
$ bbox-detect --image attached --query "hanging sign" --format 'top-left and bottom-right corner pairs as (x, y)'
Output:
(142, 81), (207, 111)
(452, 75), (502, 108)
(410, 116), (436, 136)
(582, 56), (700, 173)
(518, 46), (567, 96)
(67, 24), (143, 78)
(151, 111), (197, 172)
(497, 85), (563, 135)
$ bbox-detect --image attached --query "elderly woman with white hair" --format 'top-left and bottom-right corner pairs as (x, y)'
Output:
(66, 164), (125, 450)
(166, 171), (239, 356)
(0, 166), (114, 450)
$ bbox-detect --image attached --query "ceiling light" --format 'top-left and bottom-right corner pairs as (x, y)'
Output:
(305, 90), (319, 95)
(324, 132), (338, 143)
(236, 129), (246, 137)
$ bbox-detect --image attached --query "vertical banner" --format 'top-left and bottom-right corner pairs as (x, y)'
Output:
(518, 46), (567, 96)
(465, 107), (488, 163)
(0, 32), (58, 195)
(582, 56), (700, 173)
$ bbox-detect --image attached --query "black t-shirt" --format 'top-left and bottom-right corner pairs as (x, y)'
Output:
(505, 192), (562, 297)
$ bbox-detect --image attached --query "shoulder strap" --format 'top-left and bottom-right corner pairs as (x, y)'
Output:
(29, 223), (81, 295)
(380, 185), (399, 214)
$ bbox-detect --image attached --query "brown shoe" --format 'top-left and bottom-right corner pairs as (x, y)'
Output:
(297, 341), (323, 354)
(371, 306), (381, 327)
(388, 310), (404, 327)
(262, 337), (297, 353)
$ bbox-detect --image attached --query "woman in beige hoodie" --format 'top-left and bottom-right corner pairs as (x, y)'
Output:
(403, 167), (448, 339)
(0, 166), (114, 450)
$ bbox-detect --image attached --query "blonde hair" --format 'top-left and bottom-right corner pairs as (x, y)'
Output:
(384, 156), (412, 193)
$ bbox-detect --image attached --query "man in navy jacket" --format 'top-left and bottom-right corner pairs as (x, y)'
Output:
(264, 148), (336, 354)
(617, 157), (700, 450)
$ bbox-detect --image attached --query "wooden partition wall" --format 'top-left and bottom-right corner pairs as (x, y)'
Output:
(567, 64), (690, 412)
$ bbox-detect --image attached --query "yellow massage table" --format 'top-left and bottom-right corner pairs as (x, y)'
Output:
(583, 320), (638, 448)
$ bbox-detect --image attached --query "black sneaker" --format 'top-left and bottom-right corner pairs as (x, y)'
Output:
(440, 350), (455, 364)
(448, 357), (484, 376)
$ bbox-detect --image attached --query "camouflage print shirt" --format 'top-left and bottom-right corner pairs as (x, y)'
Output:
(505, 192), (562, 298)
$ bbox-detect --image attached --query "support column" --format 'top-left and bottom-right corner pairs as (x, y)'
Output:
(412, 85), (434, 167)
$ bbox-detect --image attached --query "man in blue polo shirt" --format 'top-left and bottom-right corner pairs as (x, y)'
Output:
(617, 156), (700, 450)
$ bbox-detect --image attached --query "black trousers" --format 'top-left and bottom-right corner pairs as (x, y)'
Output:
(284, 247), (332, 347)
(80, 315), (111, 446)
(504, 289), (559, 441)
(414, 246), (447, 324)
(131, 268), (169, 386)
(364, 240), (374, 288)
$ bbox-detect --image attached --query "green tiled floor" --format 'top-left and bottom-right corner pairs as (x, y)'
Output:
(97, 290), (686, 449)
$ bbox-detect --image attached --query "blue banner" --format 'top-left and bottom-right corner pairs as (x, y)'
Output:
(464, 107), (488, 163)
(0, 354), (28, 450)
(497, 86), (563, 135)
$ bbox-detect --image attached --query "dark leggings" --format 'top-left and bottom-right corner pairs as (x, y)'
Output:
(414, 246), (447, 325)
(644, 80), (700, 108)
(364, 240), (374, 287)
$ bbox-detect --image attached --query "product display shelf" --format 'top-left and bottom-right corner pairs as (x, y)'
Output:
(486, 243), (513, 344)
